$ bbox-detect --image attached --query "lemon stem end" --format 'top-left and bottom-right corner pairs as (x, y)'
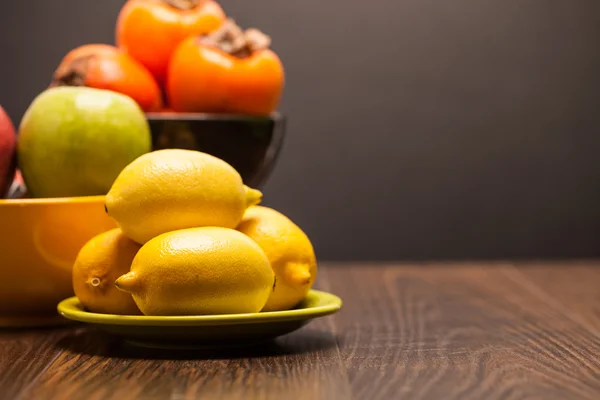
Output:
(284, 263), (312, 286)
(245, 186), (263, 207)
(114, 272), (139, 294)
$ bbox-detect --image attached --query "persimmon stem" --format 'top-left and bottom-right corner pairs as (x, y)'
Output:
(198, 19), (271, 58)
(50, 55), (93, 87)
(163, 0), (204, 10)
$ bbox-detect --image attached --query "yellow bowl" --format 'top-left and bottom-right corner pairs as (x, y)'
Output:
(0, 195), (116, 327)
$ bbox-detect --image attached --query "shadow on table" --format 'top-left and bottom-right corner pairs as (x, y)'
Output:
(55, 327), (338, 360)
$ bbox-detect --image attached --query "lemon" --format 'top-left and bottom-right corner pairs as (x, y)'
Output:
(72, 228), (141, 315)
(237, 206), (317, 312)
(114, 227), (275, 316)
(104, 149), (262, 244)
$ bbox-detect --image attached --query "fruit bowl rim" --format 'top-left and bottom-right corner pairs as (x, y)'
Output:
(144, 111), (284, 122)
(0, 195), (106, 207)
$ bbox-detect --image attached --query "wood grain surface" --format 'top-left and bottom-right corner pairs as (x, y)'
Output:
(0, 263), (599, 400)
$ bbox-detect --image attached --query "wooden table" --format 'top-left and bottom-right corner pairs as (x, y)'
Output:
(1, 262), (599, 399)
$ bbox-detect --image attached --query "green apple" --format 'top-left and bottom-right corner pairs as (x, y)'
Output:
(18, 87), (151, 198)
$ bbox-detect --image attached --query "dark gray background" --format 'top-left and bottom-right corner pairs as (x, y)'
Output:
(1, 1), (600, 260)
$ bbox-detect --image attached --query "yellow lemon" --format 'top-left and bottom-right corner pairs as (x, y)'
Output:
(72, 228), (141, 315)
(115, 227), (275, 316)
(105, 149), (262, 244)
(237, 206), (317, 312)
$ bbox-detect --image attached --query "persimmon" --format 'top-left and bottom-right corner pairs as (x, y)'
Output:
(116, 0), (225, 86)
(51, 44), (162, 112)
(167, 19), (285, 115)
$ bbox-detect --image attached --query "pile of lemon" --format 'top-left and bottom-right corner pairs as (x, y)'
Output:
(72, 149), (316, 316)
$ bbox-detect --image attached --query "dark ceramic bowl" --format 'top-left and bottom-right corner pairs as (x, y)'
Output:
(146, 113), (285, 189)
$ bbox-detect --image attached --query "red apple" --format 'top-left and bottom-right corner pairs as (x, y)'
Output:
(0, 106), (17, 197)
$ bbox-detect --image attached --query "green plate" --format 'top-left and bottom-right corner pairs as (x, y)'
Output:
(57, 290), (342, 349)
